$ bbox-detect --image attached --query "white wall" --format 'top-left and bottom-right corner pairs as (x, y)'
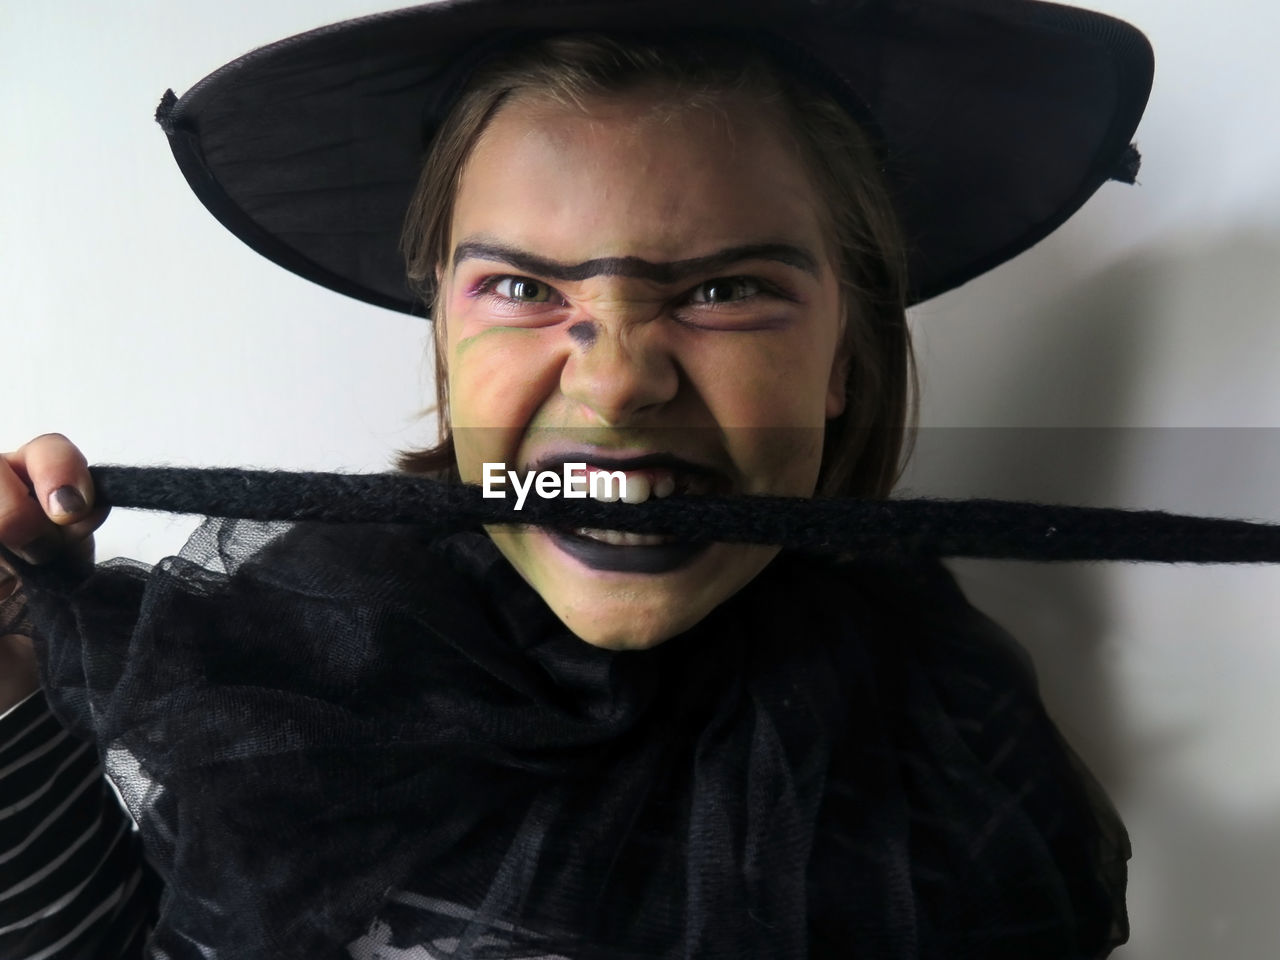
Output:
(899, 3), (1280, 956)
(3, 2), (1277, 956)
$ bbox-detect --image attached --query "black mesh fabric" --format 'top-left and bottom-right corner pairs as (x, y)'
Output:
(17, 516), (1128, 959)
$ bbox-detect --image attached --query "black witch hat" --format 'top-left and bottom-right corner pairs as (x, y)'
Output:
(154, 0), (1153, 314)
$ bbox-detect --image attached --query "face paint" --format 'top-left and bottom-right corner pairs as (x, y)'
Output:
(443, 88), (846, 651)
(451, 240), (819, 284)
(567, 321), (598, 350)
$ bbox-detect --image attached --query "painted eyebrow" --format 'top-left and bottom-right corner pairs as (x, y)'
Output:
(451, 239), (820, 284)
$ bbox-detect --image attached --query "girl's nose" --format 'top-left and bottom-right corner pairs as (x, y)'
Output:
(558, 323), (679, 426)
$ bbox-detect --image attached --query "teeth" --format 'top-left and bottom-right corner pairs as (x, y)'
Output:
(588, 471), (622, 502)
(571, 467), (694, 547)
(582, 466), (715, 503)
(621, 473), (651, 504)
(574, 527), (673, 546)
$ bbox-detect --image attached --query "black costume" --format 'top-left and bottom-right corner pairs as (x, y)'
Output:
(0, 0), (1171, 954)
(11, 518), (1128, 959)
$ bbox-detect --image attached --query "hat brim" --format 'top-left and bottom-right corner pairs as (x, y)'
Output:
(156, 0), (1153, 315)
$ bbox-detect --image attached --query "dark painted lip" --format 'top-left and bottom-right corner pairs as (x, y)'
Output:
(546, 529), (710, 574)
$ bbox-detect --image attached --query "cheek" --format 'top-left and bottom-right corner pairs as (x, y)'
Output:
(684, 330), (838, 495)
(444, 302), (569, 480)
(691, 338), (832, 427)
(726, 423), (826, 496)
(446, 293), (540, 418)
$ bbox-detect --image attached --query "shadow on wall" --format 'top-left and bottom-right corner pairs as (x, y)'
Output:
(896, 225), (1280, 960)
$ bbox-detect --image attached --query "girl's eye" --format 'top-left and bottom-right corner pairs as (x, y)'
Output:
(688, 277), (762, 304)
(491, 276), (553, 303)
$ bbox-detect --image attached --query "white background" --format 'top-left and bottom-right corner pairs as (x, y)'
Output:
(3, 2), (1278, 956)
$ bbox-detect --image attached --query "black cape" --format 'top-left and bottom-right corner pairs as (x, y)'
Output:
(22, 519), (1128, 959)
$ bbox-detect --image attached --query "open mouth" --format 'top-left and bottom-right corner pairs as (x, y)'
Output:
(529, 453), (726, 573)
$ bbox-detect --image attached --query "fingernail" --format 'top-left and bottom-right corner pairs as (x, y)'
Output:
(49, 485), (88, 518)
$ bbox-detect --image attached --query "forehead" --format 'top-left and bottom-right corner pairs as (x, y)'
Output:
(450, 85), (831, 266)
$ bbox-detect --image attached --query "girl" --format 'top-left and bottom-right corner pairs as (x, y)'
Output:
(3, 0), (1258, 957)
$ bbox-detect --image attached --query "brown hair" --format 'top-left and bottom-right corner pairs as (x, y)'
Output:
(396, 33), (917, 497)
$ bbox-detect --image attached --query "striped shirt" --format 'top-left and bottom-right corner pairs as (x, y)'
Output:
(0, 690), (157, 959)
(0, 693), (552, 960)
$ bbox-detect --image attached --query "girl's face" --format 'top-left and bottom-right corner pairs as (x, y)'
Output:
(441, 86), (847, 649)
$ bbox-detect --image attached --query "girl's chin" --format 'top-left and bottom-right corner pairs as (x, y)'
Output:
(490, 526), (779, 650)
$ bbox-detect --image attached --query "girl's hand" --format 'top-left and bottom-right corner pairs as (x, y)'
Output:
(0, 434), (109, 710)
(1, 434), (106, 567)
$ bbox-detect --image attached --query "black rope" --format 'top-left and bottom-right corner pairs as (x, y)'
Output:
(87, 465), (1280, 563)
